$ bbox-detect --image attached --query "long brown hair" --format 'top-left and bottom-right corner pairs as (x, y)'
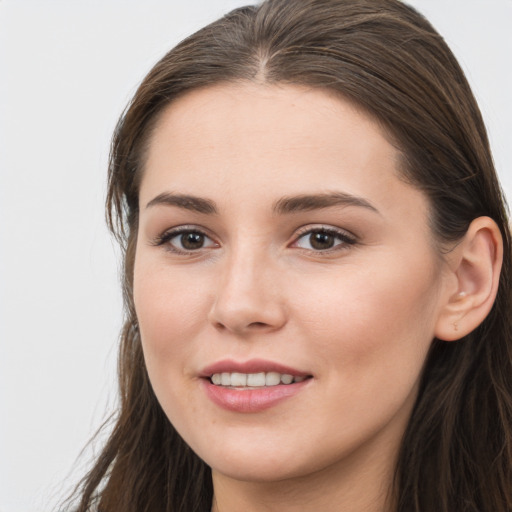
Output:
(66, 1), (512, 510)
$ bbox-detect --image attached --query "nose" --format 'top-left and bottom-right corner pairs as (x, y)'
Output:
(207, 249), (287, 336)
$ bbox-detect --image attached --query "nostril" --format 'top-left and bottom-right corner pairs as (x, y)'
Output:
(212, 320), (227, 331)
(248, 322), (269, 328)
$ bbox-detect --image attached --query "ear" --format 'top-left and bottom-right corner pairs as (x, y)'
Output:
(435, 216), (503, 341)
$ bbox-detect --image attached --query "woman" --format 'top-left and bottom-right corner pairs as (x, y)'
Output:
(67, 0), (512, 510)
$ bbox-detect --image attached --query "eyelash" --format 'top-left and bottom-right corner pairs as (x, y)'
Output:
(151, 225), (357, 255)
(292, 226), (357, 253)
(151, 226), (217, 255)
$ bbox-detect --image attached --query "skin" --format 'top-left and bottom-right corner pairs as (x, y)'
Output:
(134, 83), (457, 512)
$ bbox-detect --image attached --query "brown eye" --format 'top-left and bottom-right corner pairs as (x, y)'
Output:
(180, 232), (205, 250)
(160, 229), (217, 252)
(294, 228), (356, 252)
(309, 231), (336, 250)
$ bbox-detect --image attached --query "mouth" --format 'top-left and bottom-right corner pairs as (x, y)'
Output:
(209, 371), (310, 388)
(200, 359), (313, 412)
(200, 359), (312, 389)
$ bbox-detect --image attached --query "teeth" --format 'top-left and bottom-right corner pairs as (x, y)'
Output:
(281, 374), (293, 385)
(265, 372), (281, 386)
(231, 372), (247, 387)
(247, 372), (266, 386)
(210, 371), (308, 387)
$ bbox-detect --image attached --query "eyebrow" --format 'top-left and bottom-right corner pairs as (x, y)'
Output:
(272, 192), (379, 215)
(145, 192), (217, 214)
(145, 191), (379, 215)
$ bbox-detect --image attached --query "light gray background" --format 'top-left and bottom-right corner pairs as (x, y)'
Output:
(0, 1), (510, 511)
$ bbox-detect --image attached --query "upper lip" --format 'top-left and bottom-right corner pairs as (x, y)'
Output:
(200, 359), (311, 378)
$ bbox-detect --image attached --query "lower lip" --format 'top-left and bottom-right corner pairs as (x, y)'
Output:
(202, 379), (310, 413)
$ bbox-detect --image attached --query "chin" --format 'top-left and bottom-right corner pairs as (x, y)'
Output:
(192, 434), (333, 484)
(209, 456), (309, 483)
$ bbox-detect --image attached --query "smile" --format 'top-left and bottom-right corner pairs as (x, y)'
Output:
(201, 359), (313, 412)
(210, 372), (308, 388)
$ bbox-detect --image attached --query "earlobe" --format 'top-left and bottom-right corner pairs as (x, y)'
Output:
(435, 217), (503, 342)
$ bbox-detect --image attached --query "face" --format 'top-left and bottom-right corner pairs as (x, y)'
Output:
(134, 83), (449, 484)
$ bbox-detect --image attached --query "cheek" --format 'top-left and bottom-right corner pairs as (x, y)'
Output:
(133, 258), (214, 431)
(296, 257), (440, 381)
(133, 256), (210, 367)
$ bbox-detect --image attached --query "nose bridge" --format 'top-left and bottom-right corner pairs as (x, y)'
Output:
(208, 239), (286, 333)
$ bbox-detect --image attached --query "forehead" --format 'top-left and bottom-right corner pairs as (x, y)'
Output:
(140, 82), (427, 223)
(146, 83), (392, 172)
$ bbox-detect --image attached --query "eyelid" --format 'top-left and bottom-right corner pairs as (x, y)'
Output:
(290, 224), (358, 252)
(150, 225), (219, 254)
(150, 223), (357, 255)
